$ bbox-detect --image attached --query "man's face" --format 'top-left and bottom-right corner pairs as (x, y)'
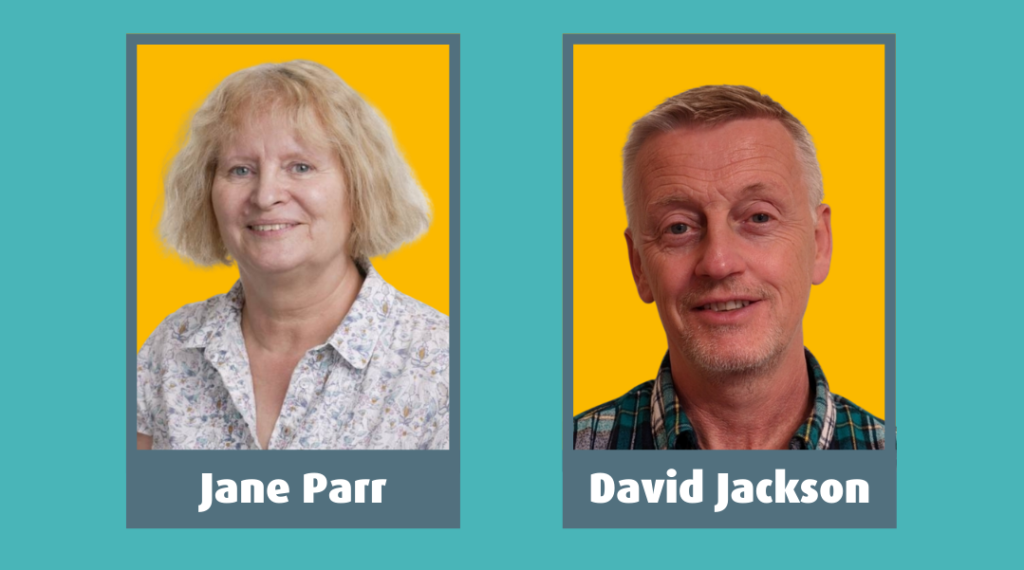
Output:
(626, 118), (832, 375)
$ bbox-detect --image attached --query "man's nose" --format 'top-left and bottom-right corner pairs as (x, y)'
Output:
(694, 222), (746, 280)
(251, 170), (288, 209)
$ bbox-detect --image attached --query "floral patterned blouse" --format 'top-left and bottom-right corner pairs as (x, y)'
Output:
(137, 265), (450, 450)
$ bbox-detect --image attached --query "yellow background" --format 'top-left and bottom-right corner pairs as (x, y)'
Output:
(573, 44), (885, 418)
(137, 44), (449, 352)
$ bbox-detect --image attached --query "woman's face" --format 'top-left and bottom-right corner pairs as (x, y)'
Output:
(212, 111), (352, 278)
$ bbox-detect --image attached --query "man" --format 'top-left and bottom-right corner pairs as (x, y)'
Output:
(573, 85), (884, 450)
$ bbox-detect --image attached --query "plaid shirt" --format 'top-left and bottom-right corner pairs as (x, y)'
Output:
(573, 349), (884, 450)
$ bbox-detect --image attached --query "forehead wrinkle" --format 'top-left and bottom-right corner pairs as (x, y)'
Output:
(652, 142), (792, 173)
(649, 193), (701, 210)
(634, 121), (809, 223)
(723, 137), (796, 161)
(644, 140), (800, 195)
(641, 156), (790, 201)
(640, 121), (800, 177)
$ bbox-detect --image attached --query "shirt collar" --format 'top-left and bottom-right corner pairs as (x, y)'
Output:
(650, 349), (837, 450)
(650, 353), (699, 450)
(182, 280), (245, 350)
(182, 261), (396, 371)
(790, 350), (837, 450)
(325, 262), (396, 370)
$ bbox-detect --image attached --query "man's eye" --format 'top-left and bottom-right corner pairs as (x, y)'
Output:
(229, 166), (251, 176)
(292, 163), (312, 173)
(668, 223), (689, 235)
(750, 213), (772, 223)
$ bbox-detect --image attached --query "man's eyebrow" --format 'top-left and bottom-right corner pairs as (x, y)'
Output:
(739, 182), (771, 197)
(647, 183), (780, 211)
(649, 194), (699, 209)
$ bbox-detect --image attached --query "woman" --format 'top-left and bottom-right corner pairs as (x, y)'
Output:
(137, 60), (449, 450)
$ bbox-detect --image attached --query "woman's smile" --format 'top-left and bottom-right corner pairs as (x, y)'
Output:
(246, 221), (301, 236)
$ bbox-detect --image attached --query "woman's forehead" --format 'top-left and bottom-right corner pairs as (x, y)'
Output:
(219, 103), (332, 153)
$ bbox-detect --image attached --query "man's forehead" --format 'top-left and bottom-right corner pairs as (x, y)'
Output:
(635, 118), (804, 204)
(648, 182), (776, 208)
(638, 118), (798, 172)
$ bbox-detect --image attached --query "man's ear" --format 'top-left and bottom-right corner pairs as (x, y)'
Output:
(812, 204), (833, 285)
(625, 228), (654, 303)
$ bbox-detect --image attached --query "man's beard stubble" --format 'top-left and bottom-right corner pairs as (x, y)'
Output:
(675, 281), (790, 379)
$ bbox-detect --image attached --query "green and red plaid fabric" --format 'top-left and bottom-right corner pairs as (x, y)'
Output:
(573, 349), (885, 450)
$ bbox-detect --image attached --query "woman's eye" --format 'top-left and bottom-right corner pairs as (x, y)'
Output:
(293, 163), (312, 173)
(668, 223), (689, 235)
(750, 213), (772, 223)
(229, 166), (251, 176)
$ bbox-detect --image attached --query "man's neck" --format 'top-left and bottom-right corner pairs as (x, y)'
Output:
(669, 343), (812, 450)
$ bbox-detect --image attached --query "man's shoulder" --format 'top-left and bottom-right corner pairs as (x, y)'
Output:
(829, 393), (886, 450)
(573, 381), (656, 450)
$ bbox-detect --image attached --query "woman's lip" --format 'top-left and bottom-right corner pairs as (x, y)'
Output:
(247, 222), (298, 235)
(247, 221), (298, 228)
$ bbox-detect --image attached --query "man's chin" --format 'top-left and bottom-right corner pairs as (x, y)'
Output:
(694, 354), (775, 376)
(678, 338), (784, 377)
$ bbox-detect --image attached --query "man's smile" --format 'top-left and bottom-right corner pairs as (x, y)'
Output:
(687, 297), (764, 326)
(695, 300), (754, 312)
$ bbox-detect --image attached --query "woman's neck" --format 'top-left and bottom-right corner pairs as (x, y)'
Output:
(238, 258), (365, 355)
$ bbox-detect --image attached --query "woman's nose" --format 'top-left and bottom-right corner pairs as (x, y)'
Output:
(251, 170), (288, 209)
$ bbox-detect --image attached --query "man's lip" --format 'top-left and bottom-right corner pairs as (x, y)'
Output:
(691, 297), (761, 310)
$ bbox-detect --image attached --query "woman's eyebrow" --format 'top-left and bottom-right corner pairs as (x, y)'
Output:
(279, 150), (321, 161)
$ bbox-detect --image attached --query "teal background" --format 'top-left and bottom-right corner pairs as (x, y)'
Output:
(6, 0), (1020, 566)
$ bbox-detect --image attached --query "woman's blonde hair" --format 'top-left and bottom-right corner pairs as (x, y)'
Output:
(160, 60), (431, 266)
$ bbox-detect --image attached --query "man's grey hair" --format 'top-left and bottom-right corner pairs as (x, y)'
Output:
(622, 85), (823, 232)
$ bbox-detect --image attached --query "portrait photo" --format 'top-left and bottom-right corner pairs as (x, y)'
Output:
(133, 43), (452, 451)
(568, 42), (888, 451)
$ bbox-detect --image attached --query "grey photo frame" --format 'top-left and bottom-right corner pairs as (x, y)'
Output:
(126, 34), (460, 528)
(561, 34), (896, 528)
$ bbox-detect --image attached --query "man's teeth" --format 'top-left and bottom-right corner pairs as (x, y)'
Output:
(702, 300), (751, 312)
(252, 224), (292, 231)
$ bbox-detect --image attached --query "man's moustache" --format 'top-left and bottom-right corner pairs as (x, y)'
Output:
(681, 283), (772, 308)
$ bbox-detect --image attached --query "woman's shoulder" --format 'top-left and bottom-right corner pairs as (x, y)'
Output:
(386, 288), (449, 345)
(376, 287), (450, 372)
(139, 286), (240, 358)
